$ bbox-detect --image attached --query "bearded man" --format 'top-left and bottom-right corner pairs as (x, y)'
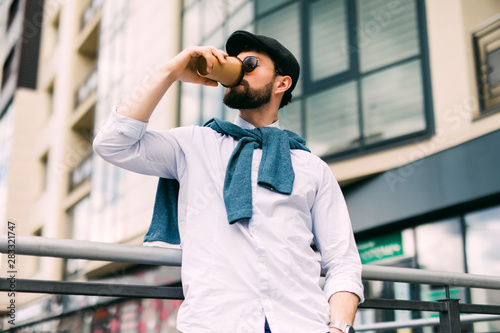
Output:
(94, 30), (364, 333)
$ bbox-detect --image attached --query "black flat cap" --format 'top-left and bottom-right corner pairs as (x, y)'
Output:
(226, 30), (300, 94)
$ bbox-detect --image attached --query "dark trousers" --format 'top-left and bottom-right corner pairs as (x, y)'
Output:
(264, 319), (271, 333)
(264, 319), (329, 332)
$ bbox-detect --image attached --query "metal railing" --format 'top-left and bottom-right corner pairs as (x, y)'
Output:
(1, 235), (500, 332)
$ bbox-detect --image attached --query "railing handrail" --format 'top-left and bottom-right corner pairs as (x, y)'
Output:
(0, 234), (181, 266)
(2, 234), (500, 290)
(355, 314), (500, 332)
(2, 234), (500, 332)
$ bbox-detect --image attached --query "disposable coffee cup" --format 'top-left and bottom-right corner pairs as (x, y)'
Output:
(197, 55), (245, 88)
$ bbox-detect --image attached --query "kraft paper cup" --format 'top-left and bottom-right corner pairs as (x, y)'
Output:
(197, 55), (245, 87)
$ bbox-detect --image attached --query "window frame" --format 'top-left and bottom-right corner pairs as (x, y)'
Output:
(472, 14), (500, 118)
(181, 0), (434, 161)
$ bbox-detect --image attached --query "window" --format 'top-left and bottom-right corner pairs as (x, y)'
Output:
(465, 205), (500, 332)
(181, 0), (432, 159)
(1, 47), (16, 90)
(180, 0), (254, 125)
(7, 0), (20, 31)
(47, 80), (55, 117)
(473, 15), (500, 116)
(52, 11), (61, 47)
(68, 153), (92, 192)
(64, 196), (90, 280)
(256, 0), (431, 158)
(40, 151), (49, 193)
(415, 218), (465, 273)
(33, 228), (43, 272)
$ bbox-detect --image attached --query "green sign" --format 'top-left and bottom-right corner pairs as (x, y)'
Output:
(357, 232), (403, 264)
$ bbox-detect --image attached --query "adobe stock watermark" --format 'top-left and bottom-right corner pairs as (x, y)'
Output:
(214, 0), (243, 14)
(6, 221), (17, 327)
(340, 0), (405, 59)
(385, 96), (477, 192)
(116, 61), (169, 117)
(51, 129), (94, 182)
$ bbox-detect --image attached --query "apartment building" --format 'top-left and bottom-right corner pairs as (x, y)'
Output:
(1, 0), (499, 332)
(0, 0), (47, 323)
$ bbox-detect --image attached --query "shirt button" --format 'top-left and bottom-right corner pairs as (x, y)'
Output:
(249, 226), (256, 234)
(258, 257), (265, 263)
(261, 294), (268, 300)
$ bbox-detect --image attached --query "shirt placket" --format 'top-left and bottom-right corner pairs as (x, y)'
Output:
(249, 150), (273, 324)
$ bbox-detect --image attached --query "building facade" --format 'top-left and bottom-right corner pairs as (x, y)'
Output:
(1, 0), (500, 332)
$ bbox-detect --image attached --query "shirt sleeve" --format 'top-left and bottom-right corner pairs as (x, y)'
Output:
(93, 106), (185, 180)
(311, 163), (365, 303)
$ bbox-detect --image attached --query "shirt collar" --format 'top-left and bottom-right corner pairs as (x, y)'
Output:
(234, 114), (281, 130)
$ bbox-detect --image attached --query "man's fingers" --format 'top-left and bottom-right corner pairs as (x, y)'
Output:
(176, 46), (228, 85)
(198, 46), (228, 73)
(214, 49), (228, 65)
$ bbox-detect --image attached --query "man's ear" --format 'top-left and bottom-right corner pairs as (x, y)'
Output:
(275, 75), (292, 94)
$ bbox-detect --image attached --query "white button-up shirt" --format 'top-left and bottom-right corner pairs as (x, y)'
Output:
(93, 109), (364, 333)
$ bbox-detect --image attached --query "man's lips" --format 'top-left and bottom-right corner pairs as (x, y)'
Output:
(238, 80), (249, 87)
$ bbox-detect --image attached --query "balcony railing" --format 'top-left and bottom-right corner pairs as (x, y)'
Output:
(68, 153), (92, 192)
(74, 65), (98, 110)
(1, 235), (500, 332)
(80, 0), (103, 31)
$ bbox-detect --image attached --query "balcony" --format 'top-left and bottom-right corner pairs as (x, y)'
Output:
(74, 65), (97, 111)
(76, 0), (101, 58)
(68, 153), (92, 193)
(80, 0), (103, 32)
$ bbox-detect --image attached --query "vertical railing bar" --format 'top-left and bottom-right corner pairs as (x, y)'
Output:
(438, 298), (462, 333)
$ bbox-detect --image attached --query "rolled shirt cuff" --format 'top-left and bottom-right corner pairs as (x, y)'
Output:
(108, 104), (149, 141)
(324, 279), (365, 304)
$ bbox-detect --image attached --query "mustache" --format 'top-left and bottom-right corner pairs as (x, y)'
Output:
(229, 79), (249, 90)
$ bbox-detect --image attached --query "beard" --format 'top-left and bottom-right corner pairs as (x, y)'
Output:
(223, 79), (274, 110)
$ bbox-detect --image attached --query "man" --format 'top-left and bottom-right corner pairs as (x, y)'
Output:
(93, 30), (364, 333)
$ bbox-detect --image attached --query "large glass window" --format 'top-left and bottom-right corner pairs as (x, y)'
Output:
(306, 81), (359, 155)
(180, 0), (254, 125)
(356, 207), (500, 332)
(361, 59), (425, 143)
(415, 218), (465, 273)
(465, 205), (500, 333)
(309, 0), (349, 81)
(256, 2), (302, 95)
(181, 0), (432, 159)
(357, 0), (420, 72)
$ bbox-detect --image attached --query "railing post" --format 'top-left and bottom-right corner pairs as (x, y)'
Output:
(438, 299), (461, 333)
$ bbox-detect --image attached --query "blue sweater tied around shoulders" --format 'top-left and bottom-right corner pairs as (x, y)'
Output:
(143, 118), (310, 245)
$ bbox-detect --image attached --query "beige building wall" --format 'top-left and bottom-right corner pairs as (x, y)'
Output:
(332, 0), (500, 184)
(0, 0), (62, 311)
(1, 0), (182, 315)
(86, 0), (181, 276)
(72, 0), (179, 266)
(0, 89), (48, 310)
